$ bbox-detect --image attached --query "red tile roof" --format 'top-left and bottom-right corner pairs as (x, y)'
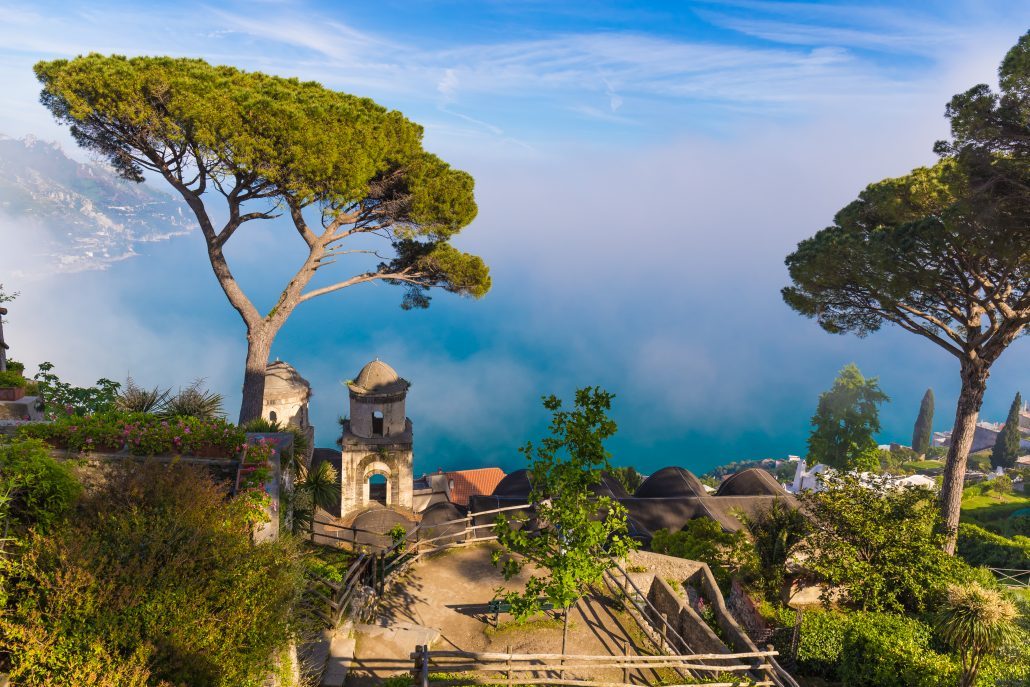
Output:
(445, 467), (506, 506)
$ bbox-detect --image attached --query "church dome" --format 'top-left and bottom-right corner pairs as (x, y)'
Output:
(264, 360), (310, 400)
(347, 358), (409, 395)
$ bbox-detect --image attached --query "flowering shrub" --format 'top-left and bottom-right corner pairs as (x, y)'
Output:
(18, 412), (246, 458)
(237, 436), (278, 525)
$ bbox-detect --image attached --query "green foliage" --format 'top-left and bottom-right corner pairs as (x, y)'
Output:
(807, 364), (888, 471)
(290, 459), (338, 533)
(737, 499), (808, 602)
(0, 438), (80, 534)
(32, 361), (120, 417)
(799, 475), (980, 613)
(3, 360), (25, 375)
(956, 523), (1030, 569)
(937, 582), (1019, 687)
(34, 54), (490, 310)
(992, 392), (1023, 470)
(115, 377), (170, 414)
(651, 519), (752, 590)
(912, 388), (935, 456)
(160, 378), (225, 419)
(0, 370), (26, 388)
(303, 544), (356, 584)
(795, 610), (960, 686)
(0, 462), (305, 686)
(608, 465), (644, 492)
(18, 411), (246, 457)
(241, 417), (309, 473)
(492, 388), (637, 620)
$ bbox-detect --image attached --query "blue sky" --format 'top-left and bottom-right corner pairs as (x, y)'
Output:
(2, 1), (1030, 475)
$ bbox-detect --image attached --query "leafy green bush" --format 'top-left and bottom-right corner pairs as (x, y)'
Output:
(0, 437), (80, 533)
(33, 361), (120, 416)
(957, 523), (1030, 569)
(651, 519), (752, 589)
(0, 370), (26, 388)
(3, 359), (25, 375)
(796, 610), (959, 686)
(18, 412), (246, 457)
(799, 474), (983, 613)
(0, 462), (305, 686)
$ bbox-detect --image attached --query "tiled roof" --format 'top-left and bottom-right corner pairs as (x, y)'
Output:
(445, 467), (506, 506)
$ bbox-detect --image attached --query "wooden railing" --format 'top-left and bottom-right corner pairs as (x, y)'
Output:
(989, 568), (1030, 588)
(410, 646), (781, 687)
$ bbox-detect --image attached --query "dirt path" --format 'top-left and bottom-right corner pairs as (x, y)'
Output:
(347, 543), (672, 686)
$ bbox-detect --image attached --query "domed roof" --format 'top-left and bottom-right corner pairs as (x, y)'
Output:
(715, 468), (784, 497)
(347, 358), (409, 395)
(633, 466), (708, 499)
(491, 469), (532, 498)
(264, 360), (311, 399)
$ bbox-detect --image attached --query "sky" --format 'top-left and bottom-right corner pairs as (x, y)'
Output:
(1, 1), (1030, 476)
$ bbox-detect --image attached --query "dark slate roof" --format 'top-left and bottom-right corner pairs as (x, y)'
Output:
(715, 468), (785, 497)
(634, 466), (708, 498)
(592, 473), (631, 499)
(491, 469), (532, 498)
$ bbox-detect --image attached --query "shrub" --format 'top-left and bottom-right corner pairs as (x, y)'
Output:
(651, 519), (753, 589)
(799, 474), (980, 613)
(957, 523), (1030, 569)
(3, 359), (25, 375)
(115, 377), (170, 414)
(0, 437), (80, 533)
(0, 462), (306, 686)
(32, 361), (120, 416)
(160, 378), (225, 419)
(839, 612), (959, 687)
(795, 610), (959, 686)
(0, 370), (26, 388)
(19, 412), (246, 458)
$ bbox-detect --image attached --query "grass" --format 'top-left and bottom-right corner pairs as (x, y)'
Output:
(485, 614), (566, 637)
(901, 459), (944, 471)
(960, 486), (1030, 532)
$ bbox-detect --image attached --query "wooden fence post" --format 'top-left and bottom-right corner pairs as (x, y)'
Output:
(506, 644), (512, 685)
(413, 644), (429, 687)
(622, 641), (629, 684)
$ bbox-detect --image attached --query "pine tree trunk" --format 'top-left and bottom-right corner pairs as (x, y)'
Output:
(239, 329), (273, 425)
(939, 362), (989, 554)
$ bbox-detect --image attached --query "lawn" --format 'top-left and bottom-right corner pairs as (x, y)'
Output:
(961, 487), (1030, 532)
(901, 459), (944, 472)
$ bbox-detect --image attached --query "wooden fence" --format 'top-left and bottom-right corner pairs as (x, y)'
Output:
(410, 646), (781, 687)
(989, 568), (1030, 588)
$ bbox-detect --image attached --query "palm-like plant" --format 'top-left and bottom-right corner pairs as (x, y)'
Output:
(161, 379), (225, 419)
(939, 583), (1018, 687)
(291, 460), (338, 533)
(116, 377), (170, 414)
(737, 498), (809, 603)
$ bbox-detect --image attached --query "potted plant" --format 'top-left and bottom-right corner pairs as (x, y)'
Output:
(0, 367), (26, 401)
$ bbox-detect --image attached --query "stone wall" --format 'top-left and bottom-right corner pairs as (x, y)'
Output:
(646, 576), (726, 654)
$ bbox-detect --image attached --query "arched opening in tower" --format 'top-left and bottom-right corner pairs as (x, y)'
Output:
(372, 410), (384, 436)
(368, 473), (388, 505)
(269, 410), (277, 423)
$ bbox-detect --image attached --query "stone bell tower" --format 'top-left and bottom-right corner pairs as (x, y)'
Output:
(338, 358), (414, 516)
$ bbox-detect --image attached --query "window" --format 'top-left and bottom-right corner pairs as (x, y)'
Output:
(368, 473), (387, 505)
(372, 410), (384, 436)
(269, 410), (277, 422)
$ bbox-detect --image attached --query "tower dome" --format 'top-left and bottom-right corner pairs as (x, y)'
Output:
(262, 360), (311, 429)
(348, 359), (409, 395)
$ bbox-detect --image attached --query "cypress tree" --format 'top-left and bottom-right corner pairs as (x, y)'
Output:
(991, 392), (1023, 470)
(912, 388), (935, 457)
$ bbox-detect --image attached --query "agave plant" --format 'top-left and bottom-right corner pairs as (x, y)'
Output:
(161, 379), (225, 419)
(938, 582), (1019, 687)
(116, 377), (170, 414)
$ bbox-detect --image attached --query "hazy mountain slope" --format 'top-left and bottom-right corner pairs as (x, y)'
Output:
(0, 134), (195, 273)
